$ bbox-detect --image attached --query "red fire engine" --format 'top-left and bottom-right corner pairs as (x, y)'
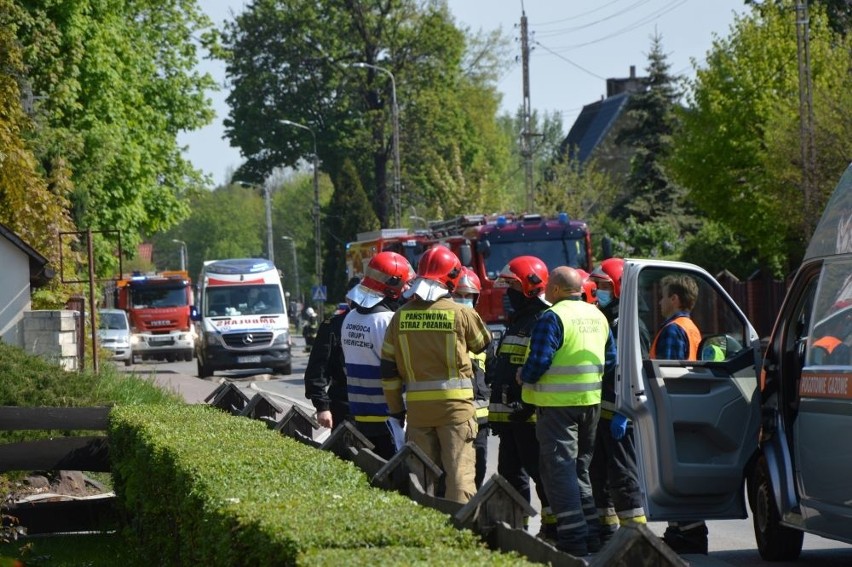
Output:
(428, 212), (603, 328)
(345, 228), (432, 281)
(115, 270), (195, 363)
(345, 212), (608, 330)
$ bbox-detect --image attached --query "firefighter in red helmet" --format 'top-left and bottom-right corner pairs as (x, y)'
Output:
(588, 258), (649, 545)
(487, 255), (557, 540)
(381, 246), (491, 503)
(452, 267), (491, 488)
(342, 251), (415, 459)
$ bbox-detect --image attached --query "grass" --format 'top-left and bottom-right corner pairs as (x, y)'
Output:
(0, 342), (183, 564)
(0, 533), (133, 566)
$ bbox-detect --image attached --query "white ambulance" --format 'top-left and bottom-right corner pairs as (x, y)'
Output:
(615, 163), (852, 560)
(193, 258), (292, 376)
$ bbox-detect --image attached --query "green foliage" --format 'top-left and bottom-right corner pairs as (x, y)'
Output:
(0, 341), (179, 447)
(614, 32), (697, 234)
(14, 0), (217, 277)
(325, 159), (380, 302)
(537, 155), (619, 221)
(669, 1), (852, 276)
(0, 1), (80, 307)
(175, 184), (265, 268)
(680, 220), (761, 279)
(1, 533), (132, 566)
(223, 0), (512, 228)
(300, 545), (538, 566)
(597, 216), (682, 260)
(110, 404), (499, 565)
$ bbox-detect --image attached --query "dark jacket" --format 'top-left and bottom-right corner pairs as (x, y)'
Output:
(487, 297), (548, 428)
(304, 312), (348, 413)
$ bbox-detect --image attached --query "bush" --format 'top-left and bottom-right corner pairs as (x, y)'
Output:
(109, 404), (531, 566)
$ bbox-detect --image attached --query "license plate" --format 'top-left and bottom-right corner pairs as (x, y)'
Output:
(150, 337), (173, 344)
(237, 355), (261, 364)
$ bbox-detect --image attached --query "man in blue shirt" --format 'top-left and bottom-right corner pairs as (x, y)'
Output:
(518, 267), (616, 557)
(652, 273), (708, 555)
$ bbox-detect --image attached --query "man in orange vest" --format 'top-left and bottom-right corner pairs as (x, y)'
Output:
(651, 273), (708, 555)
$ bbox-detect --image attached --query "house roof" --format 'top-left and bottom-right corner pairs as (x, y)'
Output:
(0, 222), (54, 288)
(561, 92), (631, 164)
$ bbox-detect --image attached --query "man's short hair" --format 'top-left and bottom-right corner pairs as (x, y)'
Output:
(661, 274), (699, 311)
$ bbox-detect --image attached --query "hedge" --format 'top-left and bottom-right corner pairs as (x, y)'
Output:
(109, 404), (538, 565)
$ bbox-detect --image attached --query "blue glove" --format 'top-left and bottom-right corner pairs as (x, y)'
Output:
(610, 413), (628, 440)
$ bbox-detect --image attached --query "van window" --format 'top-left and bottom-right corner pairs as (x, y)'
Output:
(639, 267), (748, 361)
(806, 258), (852, 367)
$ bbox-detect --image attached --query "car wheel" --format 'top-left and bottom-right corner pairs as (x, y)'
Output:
(184, 350), (193, 362)
(277, 362), (292, 376)
(124, 358), (132, 367)
(752, 455), (803, 561)
(197, 356), (213, 378)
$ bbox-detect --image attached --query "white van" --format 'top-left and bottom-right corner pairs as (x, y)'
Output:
(193, 258), (292, 376)
(615, 163), (852, 561)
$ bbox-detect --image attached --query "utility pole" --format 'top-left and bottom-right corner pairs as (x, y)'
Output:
(520, 8), (536, 213)
(796, 0), (816, 238)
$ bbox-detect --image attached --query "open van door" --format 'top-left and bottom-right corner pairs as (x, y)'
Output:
(615, 259), (762, 522)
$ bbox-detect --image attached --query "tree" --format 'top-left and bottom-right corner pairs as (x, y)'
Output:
(669, 1), (852, 275)
(537, 155), (619, 222)
(222, 0), (511, 229)
(174, 184), (265, 272)
(0, 0), (78, 307)
(324, 159), (380, 304)
(614, 32), (695, 233)
(14, 0), (217, 276)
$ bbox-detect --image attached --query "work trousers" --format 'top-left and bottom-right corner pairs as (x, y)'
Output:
(355, 421), (396, 461)
(589, 416), (645, 539)
(408, 417), (478, 503)
(496, 422), (550, 511)
(474, 423), (490, 489)
(536, 404), (601, 556)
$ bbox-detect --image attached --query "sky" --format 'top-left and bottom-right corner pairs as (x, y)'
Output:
(178, 0), (749, 187)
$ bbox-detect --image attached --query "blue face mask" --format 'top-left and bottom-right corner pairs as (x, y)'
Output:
(454, 297), (474, 309)
(596, 290), (613, 308)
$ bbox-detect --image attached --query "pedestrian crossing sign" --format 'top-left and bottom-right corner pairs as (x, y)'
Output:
(312, 285), (327, 302)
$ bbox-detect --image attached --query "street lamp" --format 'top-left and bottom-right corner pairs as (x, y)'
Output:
(280, 119), (322, 312)
(237, 181), (274, 264)
(171, 239), (188, 272)
(350, 62), (401, 227)
(280, 235), (301, 304)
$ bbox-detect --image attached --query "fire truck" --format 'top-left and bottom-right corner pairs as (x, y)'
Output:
(115, 270), (195, 363)
(344, 212), (608, 331)
(345, 228), (432, 281)
(428, 212), (604, 329)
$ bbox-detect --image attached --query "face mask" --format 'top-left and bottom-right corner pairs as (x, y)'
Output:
(596, 290), (613, 308)
(506, 288), (529, 311)
(454, 297), (474, 309)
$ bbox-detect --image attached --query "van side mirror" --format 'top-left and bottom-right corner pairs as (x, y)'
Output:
(459, 243), (472, 266)
(190, 305), (200, 321)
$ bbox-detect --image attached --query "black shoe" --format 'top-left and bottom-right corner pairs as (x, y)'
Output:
(587, 536), (602, 553)
(662, 528), (708, 555)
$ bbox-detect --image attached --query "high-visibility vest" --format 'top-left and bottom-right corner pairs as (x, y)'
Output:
(522, 300), (608, 407)
(342, 309), (393, 423)
(650, 316), (701, 360)
(471, 351), (489, 424)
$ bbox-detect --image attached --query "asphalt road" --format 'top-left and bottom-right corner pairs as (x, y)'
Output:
(114, 336), (852, 566)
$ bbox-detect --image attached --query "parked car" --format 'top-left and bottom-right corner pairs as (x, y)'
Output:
(97, 308), (132, 366)
(615, 163), (852, 561)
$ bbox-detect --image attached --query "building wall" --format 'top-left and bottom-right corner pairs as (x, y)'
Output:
(0, 237), (32, 347)
(22, 310), (79, 371)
